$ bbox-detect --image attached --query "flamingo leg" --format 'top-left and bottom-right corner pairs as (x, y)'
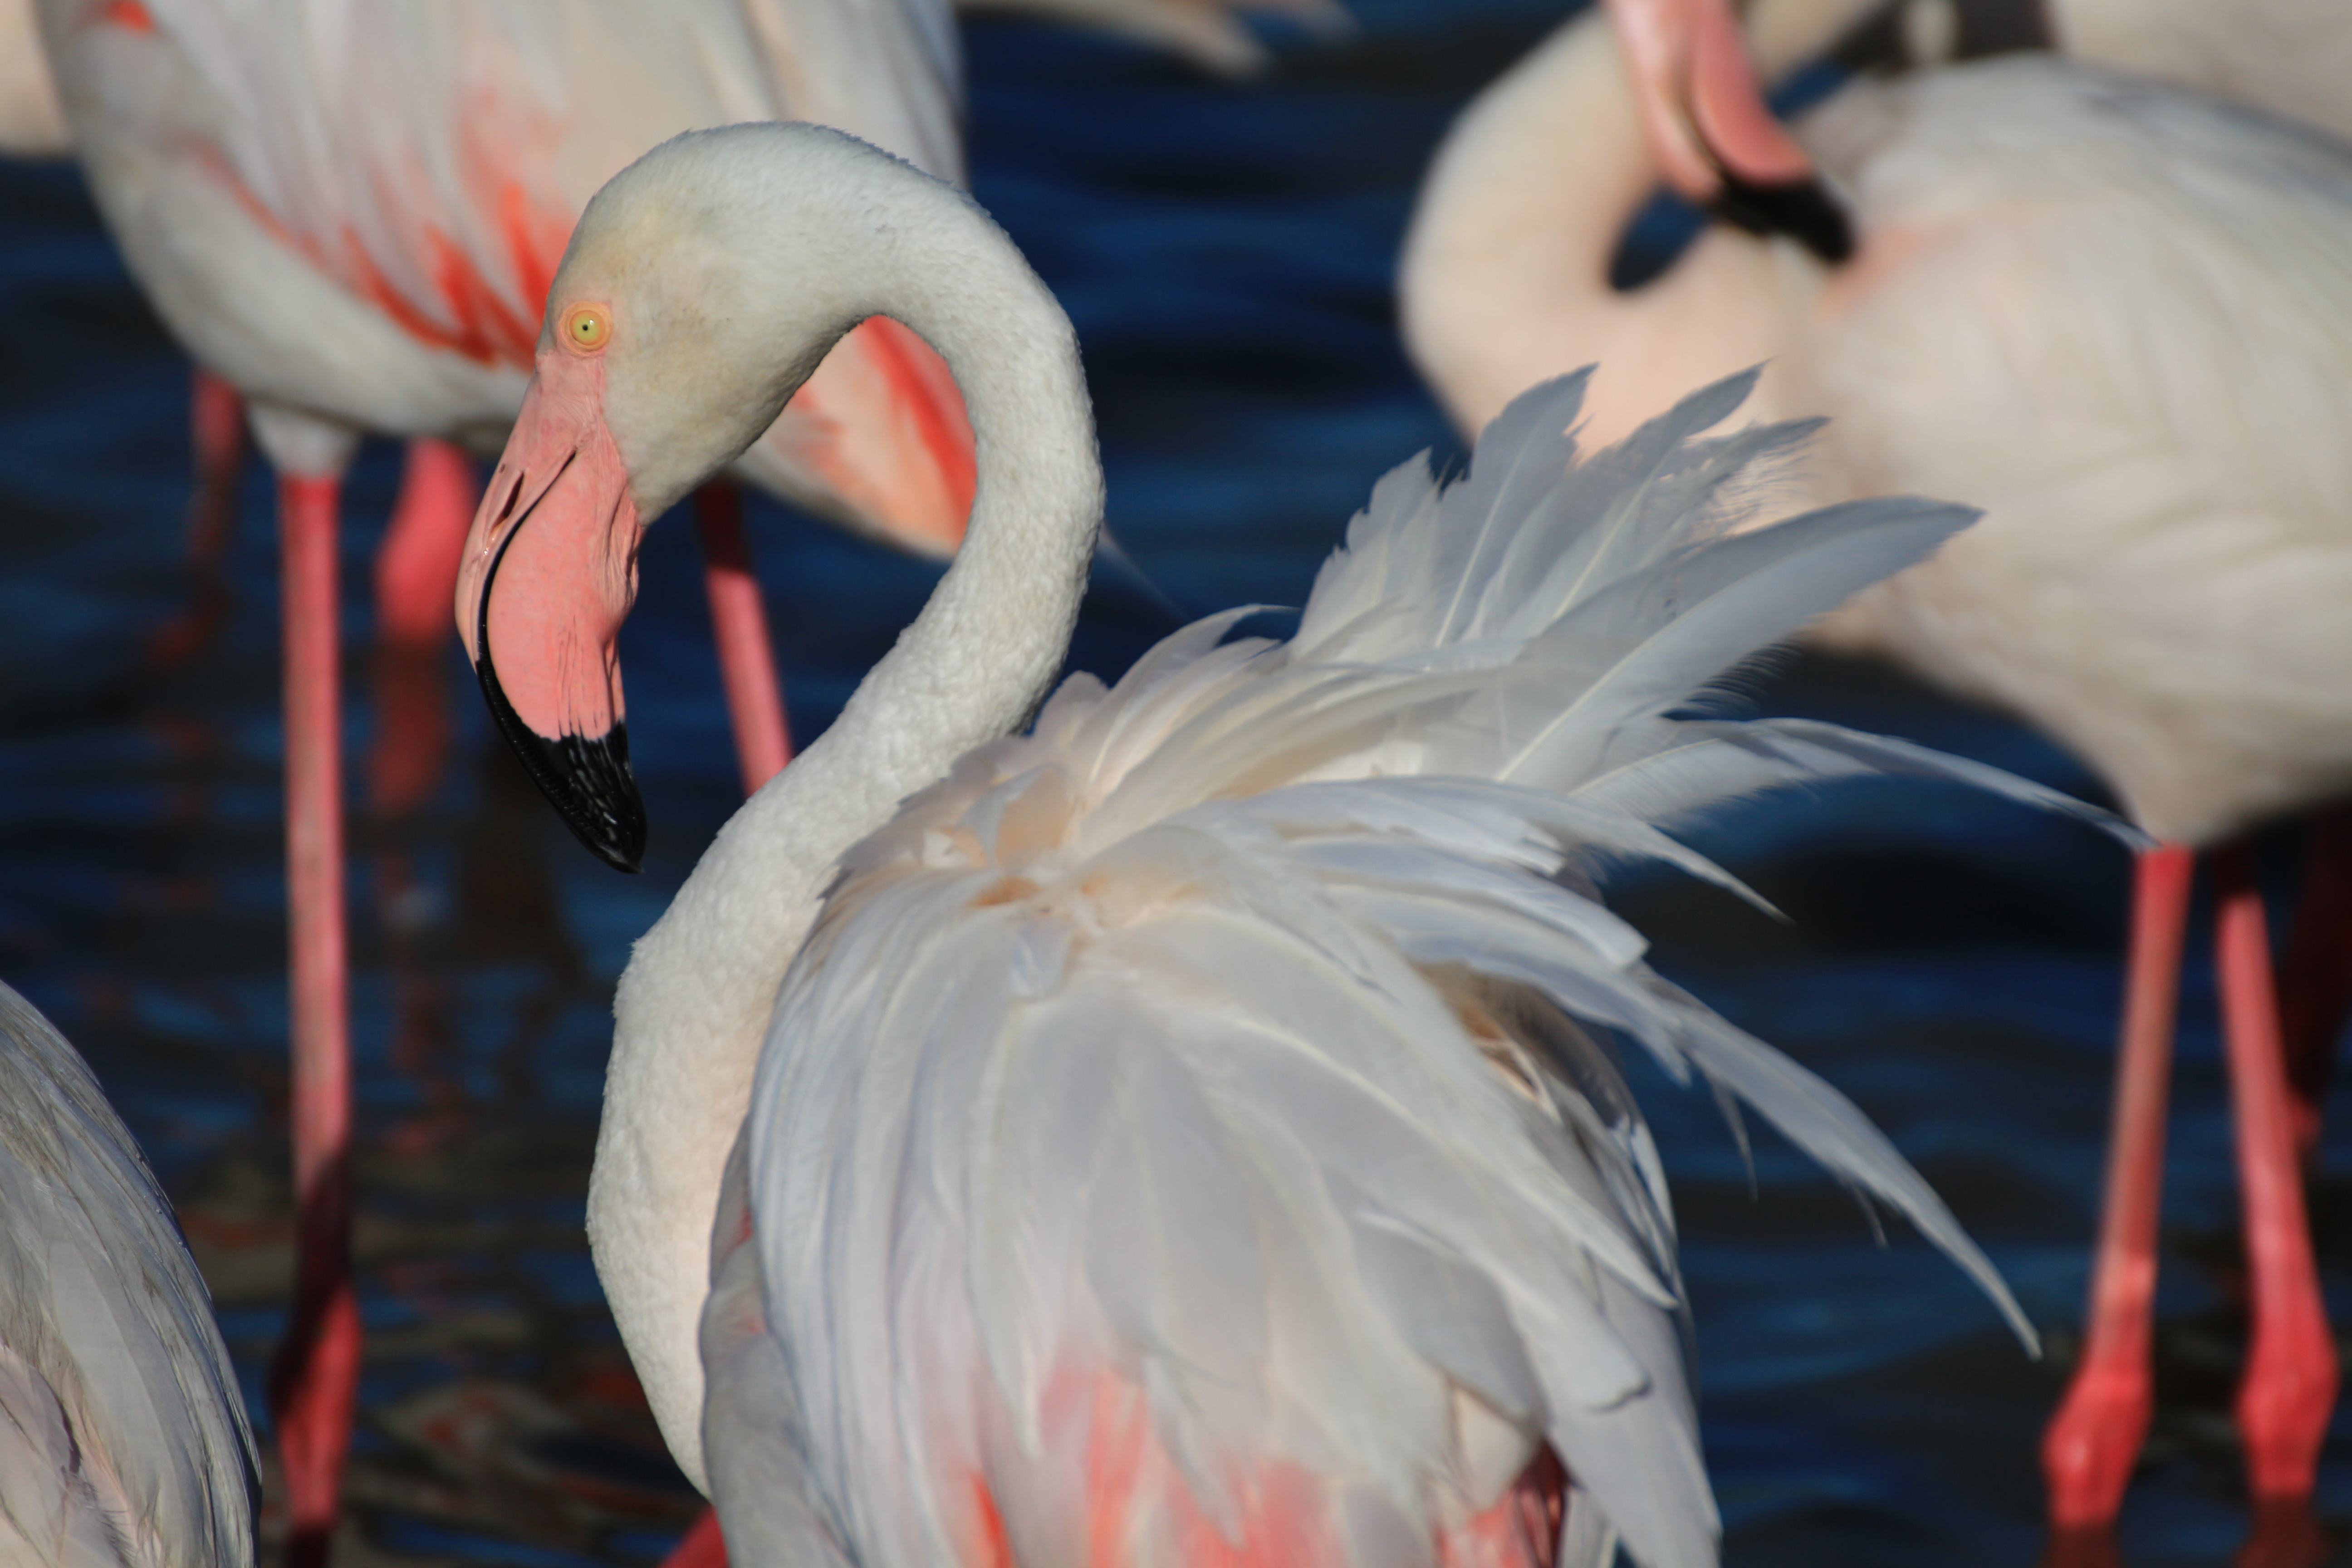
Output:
(150, 368), (249, 670)
(2276, 808), (2352, 1157)
(2210, 843), (2339, 1503)
(374, 439), (479, 650)
(695, 483), (794, 794)
(367, 439), (479, 818)
(2044, 842), (2195, 1528)
(267, 473), (360, 1568)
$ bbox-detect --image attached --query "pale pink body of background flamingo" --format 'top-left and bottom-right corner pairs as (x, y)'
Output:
(1402, 0), (2352, 1546)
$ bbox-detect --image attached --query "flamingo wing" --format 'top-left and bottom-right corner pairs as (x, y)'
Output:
(714, 373), (2082, 1568)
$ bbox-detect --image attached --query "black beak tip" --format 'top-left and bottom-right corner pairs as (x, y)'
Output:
(1710, 172), (1856, 265)
(476, 649), (648, 874)
(559, 755), (647, 875)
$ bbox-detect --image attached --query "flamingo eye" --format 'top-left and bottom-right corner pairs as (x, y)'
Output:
(562, 304), (611, 353)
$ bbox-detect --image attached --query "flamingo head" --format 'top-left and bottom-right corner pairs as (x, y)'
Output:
(456, 126), (897, 872)
(1603, 0), (1853, 262)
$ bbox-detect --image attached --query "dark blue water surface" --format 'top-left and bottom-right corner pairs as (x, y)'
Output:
(3, 2), (2347, 1563)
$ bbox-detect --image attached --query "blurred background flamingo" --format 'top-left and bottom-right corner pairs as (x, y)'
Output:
(1401, 0), (2352, 1552)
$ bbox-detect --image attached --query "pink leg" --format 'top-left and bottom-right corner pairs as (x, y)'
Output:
(374, 439), (478, 649)
(2276, 808), (2352, 1157)
(2210, 843), (2339, 1502)
(2044, 843), (2195, 1528)
(366, 440), (479, 818)
(661, 1509), (728, 1568)
(695, 484), (793, 794)
(266, 474), (359, 1568)
(149, 368), (249, 669)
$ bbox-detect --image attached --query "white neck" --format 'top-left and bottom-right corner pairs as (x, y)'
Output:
(586, 142), (1102, 1490)
(1398, 0), (1877, 445)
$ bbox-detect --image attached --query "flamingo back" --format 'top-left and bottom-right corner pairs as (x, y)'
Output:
(706, 373), (2100, 1568)
(1788, 57), (2352, 841)
(0, 982), (256, 1568)
(38, 0), (975, 547)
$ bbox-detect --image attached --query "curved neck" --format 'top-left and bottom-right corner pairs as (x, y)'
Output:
(1399, 0), (1880, 441)
(591, 152), (1102, 1489)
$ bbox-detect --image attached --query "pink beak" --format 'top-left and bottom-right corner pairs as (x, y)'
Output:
(456, 349), (647, 872)
(1603, 0), (1852, 261)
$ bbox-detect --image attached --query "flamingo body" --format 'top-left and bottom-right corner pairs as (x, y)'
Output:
(1786, 61), (2352, 846)
(1409, 37), (2352, 850)
(37, 0), (974, 543)
(697, 377), (2072, 1567)
(0, 980), (257, 1568)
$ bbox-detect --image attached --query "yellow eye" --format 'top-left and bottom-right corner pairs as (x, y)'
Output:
(561, 304), (611, 353)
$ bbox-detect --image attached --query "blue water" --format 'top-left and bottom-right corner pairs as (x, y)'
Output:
(2, 2), (2347, 1562)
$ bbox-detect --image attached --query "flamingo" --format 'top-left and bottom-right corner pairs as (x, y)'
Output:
(0, 978), (258, 1568)
(445, 120), (2135, 1565)
(1399, 0), (2352, 1535)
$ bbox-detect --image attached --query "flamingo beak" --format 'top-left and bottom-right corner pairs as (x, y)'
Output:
(1603, 0), (1853, 262)
(457, 353), (648, 873)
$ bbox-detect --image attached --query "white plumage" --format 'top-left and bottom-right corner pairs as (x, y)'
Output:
(0, 981), (257, 1568)
(708, 371), (2084, 1568)
(723, 379), (2097, 1564)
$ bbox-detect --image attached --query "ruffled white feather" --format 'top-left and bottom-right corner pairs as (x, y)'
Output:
(715, 371), (2088, 1568)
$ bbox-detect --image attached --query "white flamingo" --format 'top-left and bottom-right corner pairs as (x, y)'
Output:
(1400, 0), (2352, 1529)
(0, 979), (257, 1568)
(449, 121), (2116, 1566)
